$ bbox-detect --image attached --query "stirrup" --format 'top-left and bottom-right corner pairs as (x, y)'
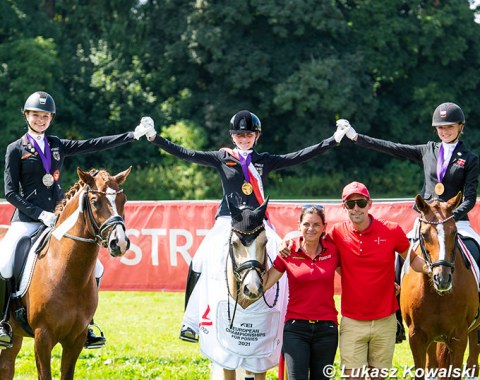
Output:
(0, 322), (13, 349)
(179, 325), (198, 343)
(84, 322), (106, 349)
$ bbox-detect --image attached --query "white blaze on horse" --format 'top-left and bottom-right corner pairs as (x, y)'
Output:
(400, 192), (480, 380)
(197, 197), (287, 380)
(0, 167), (131, 380)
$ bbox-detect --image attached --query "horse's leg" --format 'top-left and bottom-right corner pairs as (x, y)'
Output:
(0, 334), (23, 380)
(408, 329), (428, 380)
(426, 342), (438, 378)
(438, 337), (467, 380)
(223, 368), (237, 380)
(466, 329), (480, 379)
(34, 329), (56, 380)
(59, 332), (86, 380)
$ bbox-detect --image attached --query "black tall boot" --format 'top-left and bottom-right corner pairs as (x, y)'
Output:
(395, 255), (406, 344)
(179, 263), (201, 343)
(84, 278), (106, 349)
(0, 277), (13, 349)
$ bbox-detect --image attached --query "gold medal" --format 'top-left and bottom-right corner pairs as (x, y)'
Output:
(241, 182), (253, 195)
(434, 182), (445, 196)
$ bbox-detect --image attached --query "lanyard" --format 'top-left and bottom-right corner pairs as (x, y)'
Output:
(26, 134), (52, 174)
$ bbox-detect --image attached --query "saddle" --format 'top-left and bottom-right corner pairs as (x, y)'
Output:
(11, 226), (52, 337)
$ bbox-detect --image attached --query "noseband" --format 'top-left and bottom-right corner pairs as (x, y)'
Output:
(418, 214), (457, 272)
(229, 224), (267, 281)
(64, 186), (127, 248)
(226, 222), (279, 328)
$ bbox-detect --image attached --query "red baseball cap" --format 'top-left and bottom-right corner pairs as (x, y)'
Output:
(342, 181), (371, 201)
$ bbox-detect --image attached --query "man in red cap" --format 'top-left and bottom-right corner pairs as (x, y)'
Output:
(328, 181), (428, 379)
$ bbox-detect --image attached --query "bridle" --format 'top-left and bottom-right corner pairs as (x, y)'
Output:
(417, 214), (457, 273)
(64, 186), (127, 249)
(226, 223), (279, 328)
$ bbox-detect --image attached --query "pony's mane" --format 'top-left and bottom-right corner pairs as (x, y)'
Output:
(54, 169), (107, 214)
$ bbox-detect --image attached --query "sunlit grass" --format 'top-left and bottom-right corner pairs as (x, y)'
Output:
(12, 293), (415, 379)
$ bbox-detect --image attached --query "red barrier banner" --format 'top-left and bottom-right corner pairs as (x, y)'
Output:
(0, 199), (479, 291)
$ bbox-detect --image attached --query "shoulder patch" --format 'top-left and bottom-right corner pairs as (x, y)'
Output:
(225, 161), (237, 166)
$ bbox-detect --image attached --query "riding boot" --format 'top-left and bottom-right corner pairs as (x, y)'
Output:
(0, 277), (13, 349)
(179, 263), (201, 343)
(395, 255), (406, 344)
(84, 278), (106, 349)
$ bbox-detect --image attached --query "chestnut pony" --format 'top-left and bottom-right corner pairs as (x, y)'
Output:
(400, 192), (480, 379)
(0, 167), (131, 380)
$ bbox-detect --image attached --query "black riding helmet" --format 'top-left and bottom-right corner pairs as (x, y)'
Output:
(432, 102), (464, 127)
(229, 110), (262, 134)
(22, 91), (56, 116)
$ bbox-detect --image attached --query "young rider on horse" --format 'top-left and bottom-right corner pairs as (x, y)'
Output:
(135, 111), (348, 343)
(0, 91), (154, 349)
(337, 102), (480, 342)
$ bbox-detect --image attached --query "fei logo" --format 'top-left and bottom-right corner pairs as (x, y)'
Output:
(199, 305), (212, 326)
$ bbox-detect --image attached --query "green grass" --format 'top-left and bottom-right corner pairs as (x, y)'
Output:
(12, 293), (415, 379)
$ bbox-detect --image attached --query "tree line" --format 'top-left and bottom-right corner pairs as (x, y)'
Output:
(1, 0), (479, 201)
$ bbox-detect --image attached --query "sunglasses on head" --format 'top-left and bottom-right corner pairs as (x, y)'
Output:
(302, 204), (324, 211)
(343, 199), (369, 209)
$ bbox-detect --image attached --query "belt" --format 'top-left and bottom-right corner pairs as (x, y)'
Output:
(290, 319), (335, 325)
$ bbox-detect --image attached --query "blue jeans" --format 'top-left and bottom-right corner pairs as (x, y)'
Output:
(283, 319), (338, 380)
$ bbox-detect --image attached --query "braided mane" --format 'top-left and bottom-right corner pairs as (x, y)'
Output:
(54, 168), (106, 214)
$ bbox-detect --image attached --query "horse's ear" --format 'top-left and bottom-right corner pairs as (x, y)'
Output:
(77, 167), (95, 187)
(446, 191), (463, 211)
(113, 166), (132, 185)
(226, 194), (242, 217)
(255, 196), (269, 219)
(415, 194), (428, 213)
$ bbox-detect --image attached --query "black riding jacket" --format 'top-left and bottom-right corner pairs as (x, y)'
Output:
(355, 134), (479, 221)
(4, 132), (135, 223)
(151, 135), (337, 218)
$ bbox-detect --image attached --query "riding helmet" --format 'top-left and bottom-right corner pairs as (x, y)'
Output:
(229, 110), (262, 134)
(22, 91), (56, 116)
(432, 102), (464, 126)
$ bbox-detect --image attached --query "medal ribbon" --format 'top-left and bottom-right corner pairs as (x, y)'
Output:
(26, 134), (52, 174)
(436, 144), (448, 183)
(221, 148), (270, 221)
(238, 153), (252, 183)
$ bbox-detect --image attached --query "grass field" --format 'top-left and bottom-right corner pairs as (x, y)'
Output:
(11, 292), (416, 379)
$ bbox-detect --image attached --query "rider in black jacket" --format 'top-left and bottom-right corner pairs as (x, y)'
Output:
(0, 91), (152, 349)
(135, 111), (348, 343)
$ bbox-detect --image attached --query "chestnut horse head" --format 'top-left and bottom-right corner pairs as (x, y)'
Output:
(401, 191), (480, 376)
(0, 167), (131, 380)
(226, 196), (269, 310)
(415, 192), (462, 293)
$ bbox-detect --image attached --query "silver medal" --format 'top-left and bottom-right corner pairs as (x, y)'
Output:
(42, 173), (54, 187)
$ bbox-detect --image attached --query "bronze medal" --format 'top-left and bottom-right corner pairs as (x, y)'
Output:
(42, 173), (54, 187)
(242, 182), (253, 195)
(434, 182), (445, 196)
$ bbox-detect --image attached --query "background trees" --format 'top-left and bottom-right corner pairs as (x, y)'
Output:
(1, 0), (479, 200)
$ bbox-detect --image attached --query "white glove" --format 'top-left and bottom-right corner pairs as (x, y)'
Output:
(133, 116), (156, 140)
(336, 119), (358, 140)
(39, 211), (57, 228)
(333, 125), (348, 143)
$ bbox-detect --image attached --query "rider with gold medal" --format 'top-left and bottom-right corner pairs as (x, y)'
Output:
(135, 111), (347, 373)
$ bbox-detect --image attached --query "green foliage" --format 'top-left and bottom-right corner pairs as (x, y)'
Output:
(1, 0), (479, 200)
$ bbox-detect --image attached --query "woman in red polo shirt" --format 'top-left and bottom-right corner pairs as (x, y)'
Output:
(264, 205), (339, 380)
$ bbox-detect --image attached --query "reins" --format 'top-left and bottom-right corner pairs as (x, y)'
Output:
(417, 214), (457, 272)
(64, 186), (127, 248)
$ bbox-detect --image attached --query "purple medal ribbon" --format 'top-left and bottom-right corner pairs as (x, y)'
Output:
(26, 134), (52, 175)
(238, 152), (252, 183)
(436, 144), (448, 182)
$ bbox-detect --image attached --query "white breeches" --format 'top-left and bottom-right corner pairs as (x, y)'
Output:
(0, 221), (104, 280)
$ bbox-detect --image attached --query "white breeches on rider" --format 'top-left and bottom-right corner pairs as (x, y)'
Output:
(0, 221), (104, 280)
